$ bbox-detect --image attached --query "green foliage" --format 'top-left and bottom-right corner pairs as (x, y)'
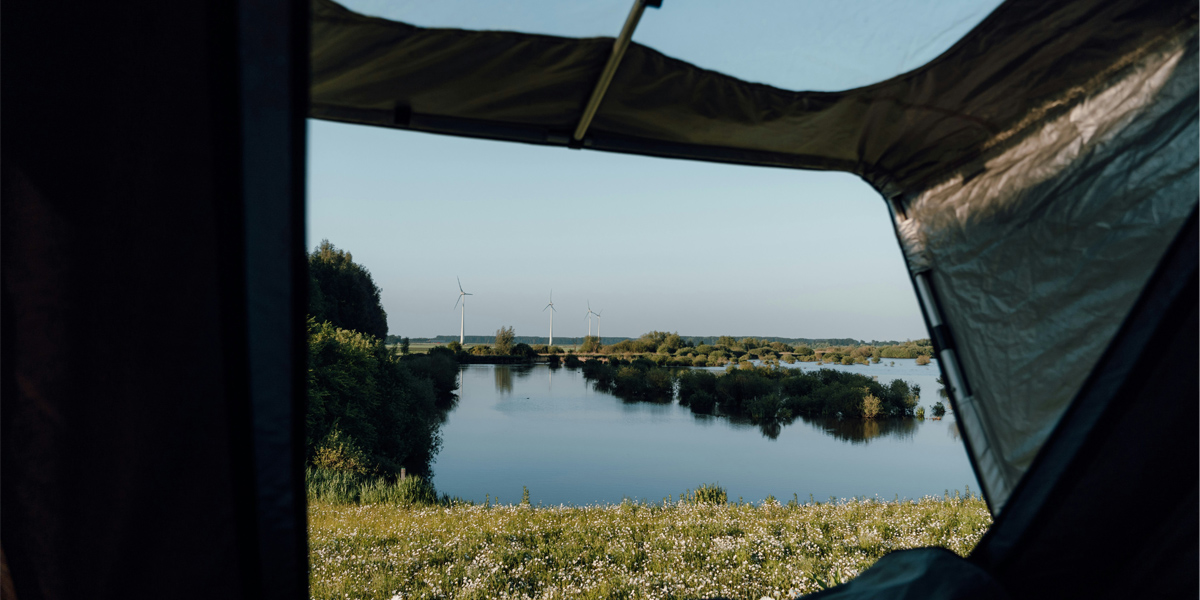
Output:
(932, 402), (947, 417)
(862, 392), (882, 419)
(399, 337), (410, 355)
(494, 326), (515, 355)
(307, 318), (449, 478)
(511, 343), (538, 360)
(878, 340), (935, 359)
(687, 483), (728, 505)
(306, 468), (438, 506)
(916, 406), (926, 419)
(445, 340), (462, 353)
(311, 427), (370, 474)
(593, 360), (924, 422)
(308, 240), (388, 339)
(578, 335), (602, 353)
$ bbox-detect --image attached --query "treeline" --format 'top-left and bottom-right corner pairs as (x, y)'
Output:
(307, 241), (457, 480)
(580, 358), (931, 425)
(577, 332), (934, 368)
(389, 334), (627, 346)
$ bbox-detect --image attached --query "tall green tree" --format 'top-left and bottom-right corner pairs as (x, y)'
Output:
(494, 326), (515, 355)
(308, 240), (388, 339)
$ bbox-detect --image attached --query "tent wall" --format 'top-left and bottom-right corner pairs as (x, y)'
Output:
(969, 209), (1198, 598)
(893, 27), (1199, 509)
(1, 0), (308, 598)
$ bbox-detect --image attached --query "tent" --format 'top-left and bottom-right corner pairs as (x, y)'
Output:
(2, 0), (1195, 598)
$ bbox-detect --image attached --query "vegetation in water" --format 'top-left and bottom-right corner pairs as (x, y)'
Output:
(308, 482), (990, 600)
(580, 359), (920, 426)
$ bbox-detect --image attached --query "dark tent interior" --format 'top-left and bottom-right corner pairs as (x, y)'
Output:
(2, 0), (1195, 598)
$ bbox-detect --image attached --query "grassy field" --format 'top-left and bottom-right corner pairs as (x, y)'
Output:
(308, 491), (991, 600)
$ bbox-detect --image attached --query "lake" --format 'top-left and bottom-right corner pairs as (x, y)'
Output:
(433, 358), (980, 506)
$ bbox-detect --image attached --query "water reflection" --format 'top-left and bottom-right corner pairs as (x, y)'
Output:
(804, 416), (919, 444)
(494, 366), (513, 393)
(437, 364), (980, 505)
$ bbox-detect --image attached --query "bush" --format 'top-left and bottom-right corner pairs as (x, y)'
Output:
(932, 402), (947, 417)
(916, 354), (931, 365)
(311, 427), (370, 474)
(307, 318), (444, 478)
(862, 393), (882, 419)
(512, 343), (538, 360)
(445, 340), (462, 353)
(688, 483), (727, 505)
(916, 406), (926, 419)
(306, 468), (438, 506)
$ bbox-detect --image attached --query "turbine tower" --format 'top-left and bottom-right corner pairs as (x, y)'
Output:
(454, 277), (472, 345)
(543, 290), (556, 346)
(594, 309), (603, 341)
(585, 301), (598, 337)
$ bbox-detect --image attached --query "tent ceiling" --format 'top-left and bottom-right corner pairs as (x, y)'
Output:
(336, 0), (1004, 91)
(313, 0), (1194, 198)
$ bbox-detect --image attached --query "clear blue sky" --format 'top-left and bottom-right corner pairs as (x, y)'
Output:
(307, 0), (1002, 341)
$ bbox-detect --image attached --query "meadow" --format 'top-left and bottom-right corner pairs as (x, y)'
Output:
(308, 487), (990, 600)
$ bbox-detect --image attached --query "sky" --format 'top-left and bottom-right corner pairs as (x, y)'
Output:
(306, 0), (1004, 342)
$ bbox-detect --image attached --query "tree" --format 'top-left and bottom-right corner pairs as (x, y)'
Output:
(579, 335), (602, 354)
(494, 326), (515, 355)
(308, 240), (388, 339)
(916, 354), (931, 365)
(306, 318), (442, 477)
(932, 402), (947, 417)
(399, 337), (410, 355)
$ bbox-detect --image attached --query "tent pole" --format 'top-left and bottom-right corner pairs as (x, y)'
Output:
(572, 0), (660, 143)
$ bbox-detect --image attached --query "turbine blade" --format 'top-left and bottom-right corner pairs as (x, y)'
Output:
(454, 296), (461, 310)
(457, 277), (464, 293)
(543, 304), (551, 312)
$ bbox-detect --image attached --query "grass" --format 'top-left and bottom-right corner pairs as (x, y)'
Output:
(308, 488), (991, 600)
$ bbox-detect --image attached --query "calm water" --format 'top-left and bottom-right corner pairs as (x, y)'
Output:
(434, 359), (979, 506)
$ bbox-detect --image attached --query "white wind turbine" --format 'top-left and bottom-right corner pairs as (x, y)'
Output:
(585, 301), (598, 337)
(454, 277), (472, 345)
(594, 308), (604, 341)
(543, 290), (556, 346)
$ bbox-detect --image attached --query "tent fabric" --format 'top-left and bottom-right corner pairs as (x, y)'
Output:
(895, 27), (1199, 510)
(312, 0), (1194, 197)
(311, 0), (1198, 512)
(800, 548), (1009, 600)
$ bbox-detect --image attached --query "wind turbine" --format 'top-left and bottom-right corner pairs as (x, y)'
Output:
(454, 277), (472, 345)
(585, 301), (598, 337)
(542, 290), (556, 346)
(594, 308), (603, 341)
